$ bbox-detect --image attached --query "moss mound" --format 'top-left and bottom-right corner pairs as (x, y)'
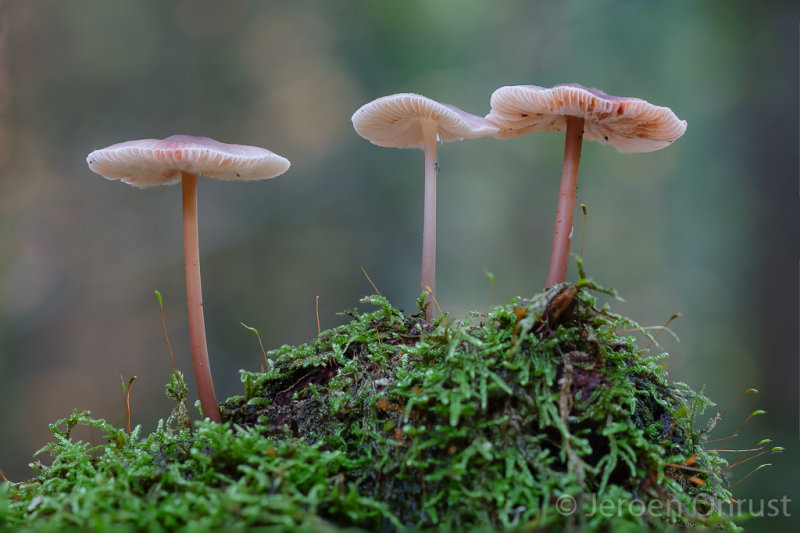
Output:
(1, 275), (738, 531)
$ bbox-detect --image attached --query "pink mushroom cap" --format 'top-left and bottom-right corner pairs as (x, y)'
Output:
(487, 84), (687, 153)
(87, 134), (290, 188)
(352, 93), (498, 149)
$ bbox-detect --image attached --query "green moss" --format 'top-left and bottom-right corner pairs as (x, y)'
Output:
(1, 274), (741, 531)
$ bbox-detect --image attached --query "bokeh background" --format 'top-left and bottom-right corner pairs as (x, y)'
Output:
(0, 0), (797, 528)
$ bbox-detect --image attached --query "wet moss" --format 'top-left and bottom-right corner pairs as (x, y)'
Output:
(1, 274), (740, 531)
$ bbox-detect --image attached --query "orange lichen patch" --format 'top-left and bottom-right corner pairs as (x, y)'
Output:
(688, 476), (706, 487)
(376, 397), (405, 414)
(662, 454), (710, 489)
(508, 306), (531, 352)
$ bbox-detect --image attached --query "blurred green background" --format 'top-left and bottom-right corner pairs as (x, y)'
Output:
(0, 0), (797, 528)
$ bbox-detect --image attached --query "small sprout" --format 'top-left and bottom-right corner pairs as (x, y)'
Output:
(122, 375), (137, 436)
(154, 289), (176, 373)
(726, 440), (779, 471)
(241, 322), (269, 370)
(484, 269), (496, 306)
(579, 203), (588, 258)
(614, 322), (681, 344)
(717, 410), (767, 453)
(729, 463), (772, 490)
(315, 296), (321, 335)
(424, 284), (446, 327)
(720, 388), (759, 418)
(416, 291), (428, 315)
(165, 370), (191, 433)
(645, 312), (683, 348)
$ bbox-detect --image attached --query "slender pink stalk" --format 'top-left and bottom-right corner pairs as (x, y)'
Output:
(545, 116), (585, 287)
(420, 120), (438, 321)
(181, 171), (222, 423)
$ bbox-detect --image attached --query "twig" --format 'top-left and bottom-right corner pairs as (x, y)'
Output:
(360, 265), (382, 295)
(315, 295), (321, 335)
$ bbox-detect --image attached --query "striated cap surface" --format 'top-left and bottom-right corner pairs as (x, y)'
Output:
(487, 84), (686, 153)
(352, 93), (498, 149)
(87, 135), (291, 188)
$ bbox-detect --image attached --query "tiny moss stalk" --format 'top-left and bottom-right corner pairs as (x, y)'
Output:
(546, 115), (585, 288)
(421, 119), (438, 320)
(181, 171), (221, 423)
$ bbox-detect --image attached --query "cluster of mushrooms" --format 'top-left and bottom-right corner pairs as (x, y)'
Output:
(86, 83), (687, 423)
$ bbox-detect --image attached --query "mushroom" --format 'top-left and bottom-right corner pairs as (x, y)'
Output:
(486, 83), (687, 287)
(351, 93), (498, 319)
(87, 135), (290, 423)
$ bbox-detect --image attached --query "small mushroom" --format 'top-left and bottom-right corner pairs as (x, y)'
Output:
(487, 83), (687, 287)
(352, 93), (498, 319)
(87, 135), (290, 423)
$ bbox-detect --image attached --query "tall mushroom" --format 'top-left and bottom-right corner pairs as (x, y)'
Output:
(87, 135), (290, 423)
(351, 93), (498, 320)
(486, 84), (687, 287)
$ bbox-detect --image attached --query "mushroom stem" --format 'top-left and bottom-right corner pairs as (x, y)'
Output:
(545, 115), (585, 287)
(420, 119), (438, 321)
(181, 171), (222, 423)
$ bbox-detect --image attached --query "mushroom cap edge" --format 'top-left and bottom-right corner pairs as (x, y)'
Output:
(86, 134), (291, 188)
